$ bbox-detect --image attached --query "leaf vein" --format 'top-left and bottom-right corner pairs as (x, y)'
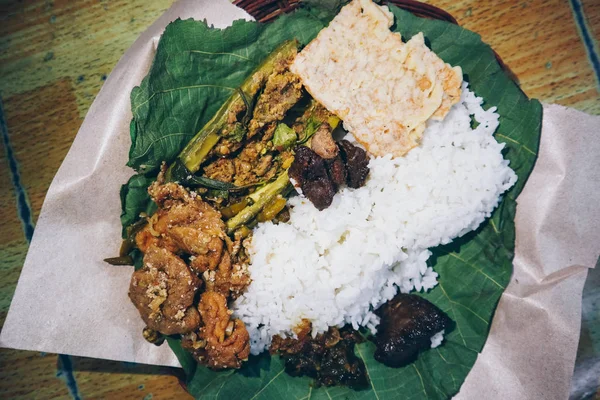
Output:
(189, 49), (251, 60)
(132, 132), (191, 160)
(496, 133), (536, 156)
(198, 371), (234, 397)
(449, 252), (503, 289)
(249, 370), (284, 400)
(490, 219), (500, 234)
(412, 365), (427, 398)
(133, 84), (235, 114)
(356, 346), (380, 400)
(438, 283), (467, 346)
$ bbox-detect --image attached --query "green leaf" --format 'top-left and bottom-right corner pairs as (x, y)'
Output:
(119, 174), (156, 238)
(272, 123), (297, 150)
(297, 115), (322, 145)
(124, 4), (542, 400)
(167, 337), (197, 377)
(301, 0), (345, 21)
(128, 12), (327, 174)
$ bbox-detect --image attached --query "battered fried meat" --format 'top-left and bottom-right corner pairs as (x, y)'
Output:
(128, 246), (201, 335)
(132, 180), (252, 368)
(182, 291), (250, 369)
(135, 181), (227, 274)
(203, 250), (251, 300)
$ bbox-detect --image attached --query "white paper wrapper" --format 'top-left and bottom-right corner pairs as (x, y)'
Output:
(1, 1), (598, 399)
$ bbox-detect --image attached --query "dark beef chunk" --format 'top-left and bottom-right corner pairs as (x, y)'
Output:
(289, 146), (335, 210)
(326, 155), (347, 190)
(289, 146), (327, 181)
(338, 140), (369, 188)
(271, 325), (369, 390)
(289, 140), (369, 211)
(372, 294), (452, 368)
(302, 178), (336, 210)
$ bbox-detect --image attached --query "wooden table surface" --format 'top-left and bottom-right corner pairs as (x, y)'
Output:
(0, 0), (598, 399)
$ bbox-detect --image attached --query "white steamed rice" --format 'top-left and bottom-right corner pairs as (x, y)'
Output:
(233, 83), (517, 354)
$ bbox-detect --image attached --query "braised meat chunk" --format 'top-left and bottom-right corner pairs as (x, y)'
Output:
(128, 246), (201, 335)
(289, 146), (336, 210)
(338, 140), (369, 188)
(182, 291), (250, 369)
(270, 322), (369, 390)
(326, 155), (347, 190)
(289, 138), (370, 211)
(372, 294), (452, 368)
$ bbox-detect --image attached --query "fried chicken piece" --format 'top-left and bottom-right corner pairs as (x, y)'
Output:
(182, 292), (250, 369)
(135, 182), (226, 274)
(203, 250), (251, 300)
(129, 246), (201, 335)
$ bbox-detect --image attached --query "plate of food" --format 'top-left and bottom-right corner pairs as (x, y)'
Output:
(104, 0), (543, 398)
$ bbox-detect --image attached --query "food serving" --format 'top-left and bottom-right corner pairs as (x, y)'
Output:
(108, 0), (542, 398)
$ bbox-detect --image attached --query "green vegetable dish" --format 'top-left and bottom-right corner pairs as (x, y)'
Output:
(113, 1), (542, 399)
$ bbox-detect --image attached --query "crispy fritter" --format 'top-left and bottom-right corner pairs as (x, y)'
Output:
(129, 246), (201, 335)
(182, 292), (250, 369)
(135, 182), (226, 274)
(203, 250), (251, 300)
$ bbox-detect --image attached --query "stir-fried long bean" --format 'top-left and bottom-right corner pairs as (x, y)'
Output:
(225, 108), (341, 234)
(165, 40), (299, 182)
(226, 170), (291, 234)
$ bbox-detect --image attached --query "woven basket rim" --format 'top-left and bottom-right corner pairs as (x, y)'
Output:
(232, 0), (514, 80)
(233, 0), (457, 23)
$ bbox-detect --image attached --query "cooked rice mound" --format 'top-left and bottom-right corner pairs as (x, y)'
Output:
(290, 0), (463, 157)
(233, 85), (516, 354)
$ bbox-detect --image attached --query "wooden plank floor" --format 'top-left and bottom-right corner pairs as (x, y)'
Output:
(0, 0), (598, 398)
